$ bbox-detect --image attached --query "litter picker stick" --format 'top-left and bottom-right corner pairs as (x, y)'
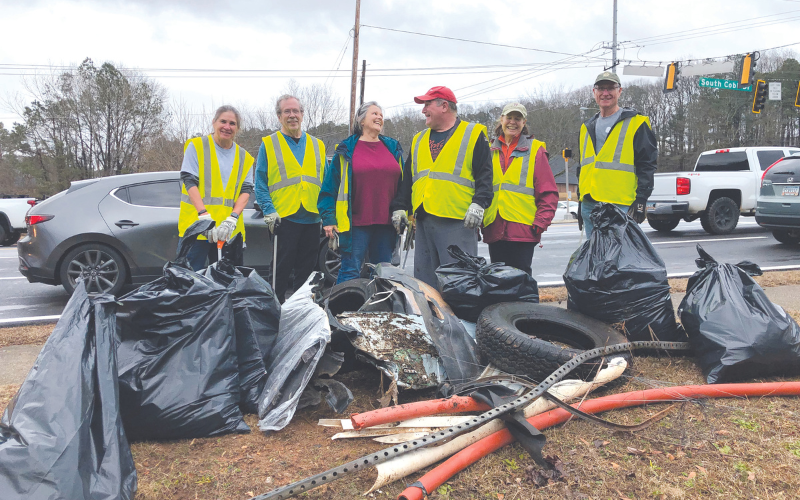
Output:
(271, 234), (278, 291)
(217, 240), (224, 262)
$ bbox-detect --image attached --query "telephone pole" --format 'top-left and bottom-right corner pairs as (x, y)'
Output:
(611, 0), (618, 73)
(349, 0), (361, 133)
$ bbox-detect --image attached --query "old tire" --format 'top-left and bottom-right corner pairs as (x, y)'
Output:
(59, 243), (128, 296)
(477, 302), (629, 381)
(325, 278), (375, 315)
(647, 217), (680, 233)
(701, 197), (739, 235)
(318, 240), (341, 286)
(773, 229), (800, 245)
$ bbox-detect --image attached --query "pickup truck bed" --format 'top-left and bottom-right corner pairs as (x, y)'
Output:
(0, 197), (34, 246)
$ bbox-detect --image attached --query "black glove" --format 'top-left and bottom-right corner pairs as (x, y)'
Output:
(577, 201), (584, 231)
(627, 198), (647, 224)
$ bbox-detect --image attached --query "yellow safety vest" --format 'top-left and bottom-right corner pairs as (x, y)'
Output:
(178, 134), (254, 241)
(263, 131), (326, 217)
(579, 115), (650, 206)
(484, 138), (546, 226)
(410, 121), (487, 219)
(334, 152), (403, 234)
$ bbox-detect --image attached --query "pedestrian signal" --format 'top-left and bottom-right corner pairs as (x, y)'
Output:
(752, 80), (767, 114)
(663, 63), (678, 93)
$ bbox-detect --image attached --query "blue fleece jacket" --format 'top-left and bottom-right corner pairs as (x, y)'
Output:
(317, 134), (404, 253)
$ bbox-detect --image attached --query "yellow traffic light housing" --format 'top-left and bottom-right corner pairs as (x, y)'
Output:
(795, 81), (800, 108)
(663, 63), (678, 93)
(738, 53), (756, 87)
(752, 80), (767, 114)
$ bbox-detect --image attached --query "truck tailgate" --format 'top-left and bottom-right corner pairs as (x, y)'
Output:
(649, 173), (680, 199)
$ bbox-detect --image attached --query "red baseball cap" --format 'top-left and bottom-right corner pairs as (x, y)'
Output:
(414, 86), (457, 104)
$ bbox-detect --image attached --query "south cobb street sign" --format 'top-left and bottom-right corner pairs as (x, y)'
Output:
(698, 77), (753, 92)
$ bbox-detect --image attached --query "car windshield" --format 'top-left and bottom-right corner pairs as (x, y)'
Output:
(695, 152), (749, 172)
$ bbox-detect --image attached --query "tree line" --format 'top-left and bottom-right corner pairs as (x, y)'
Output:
(1, 52), (798, 198)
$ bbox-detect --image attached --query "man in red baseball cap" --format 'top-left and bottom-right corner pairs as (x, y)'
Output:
(390, 86), (493, 289)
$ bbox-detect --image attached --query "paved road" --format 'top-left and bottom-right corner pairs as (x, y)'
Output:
(1, 218), (799, 323)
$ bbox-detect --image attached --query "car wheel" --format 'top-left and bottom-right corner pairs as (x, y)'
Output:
(647, 216), (680, 233)
(1, 230), (21, 246)
(0, 224), (6, 244)
(701, 197), (738, 235)
(59, 243), (128, 296)
(317, 239), (341, 286)
(772, 229), (800, 245)
(477, 302), (630, 381)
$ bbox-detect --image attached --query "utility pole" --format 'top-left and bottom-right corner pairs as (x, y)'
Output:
(349, 0), (361, 134)
(359, 60), (366, 107)
(611, 0), (618, 73)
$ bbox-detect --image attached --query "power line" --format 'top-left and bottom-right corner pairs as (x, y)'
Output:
(360, 24), (607, 60)
(636, 15), (800, 48)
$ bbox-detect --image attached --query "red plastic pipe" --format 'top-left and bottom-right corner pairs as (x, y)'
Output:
(398, 382), (800, 500)
(350, 396), (490, 430)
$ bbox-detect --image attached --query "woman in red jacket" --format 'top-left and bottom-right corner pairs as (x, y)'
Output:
(482, 103), (558, 275)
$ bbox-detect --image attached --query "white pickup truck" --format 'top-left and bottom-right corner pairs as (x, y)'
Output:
(0, 197), (35, 246)
(646, 146), (800, 234)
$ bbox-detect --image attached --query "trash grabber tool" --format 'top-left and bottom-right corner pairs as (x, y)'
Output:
(271, 233), (278, 291)
(401, 223), (414, 269)
(217, 239), (224, 263)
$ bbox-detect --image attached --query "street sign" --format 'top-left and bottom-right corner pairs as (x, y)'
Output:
(769, 82), (782, 100)
(697, 77), (752, 92)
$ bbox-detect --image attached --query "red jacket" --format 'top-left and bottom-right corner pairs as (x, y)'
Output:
(482, 135), (559, 244)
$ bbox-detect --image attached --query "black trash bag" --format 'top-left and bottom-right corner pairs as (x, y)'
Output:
(258, 273), (331, 432)
(564, 203), (683, 342)
(436, 245), (539, 322)
(678, 245), (800, 383)
(201, 234), (282, 414)
(116, 221), (249, 440)
(0, 282), (137, 500)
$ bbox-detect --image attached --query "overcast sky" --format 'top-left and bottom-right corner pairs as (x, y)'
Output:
(1, 0), (798, 125)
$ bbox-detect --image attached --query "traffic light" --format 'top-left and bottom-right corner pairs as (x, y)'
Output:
(795, 81), (800, 108)
(663, 62), (678, 93)
(738, 52), (756, 87)
(752, 80), (767, 114)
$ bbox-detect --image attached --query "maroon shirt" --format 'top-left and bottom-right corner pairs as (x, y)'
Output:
(482, 135), (559, 244)
(351, 140), (401, 226)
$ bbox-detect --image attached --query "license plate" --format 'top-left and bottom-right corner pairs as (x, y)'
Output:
(782, 186), (800, 196)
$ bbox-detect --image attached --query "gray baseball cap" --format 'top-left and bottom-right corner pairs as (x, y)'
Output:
(594, 71), (621, 86)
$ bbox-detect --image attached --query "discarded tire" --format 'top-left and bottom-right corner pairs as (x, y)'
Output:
(477, 302), (629, 380)
(325, 278), (375, 315)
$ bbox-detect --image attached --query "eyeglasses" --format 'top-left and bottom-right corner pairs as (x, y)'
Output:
(593, 85), (620, 92)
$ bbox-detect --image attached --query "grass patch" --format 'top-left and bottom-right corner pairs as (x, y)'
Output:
(0, 323), (53, 348)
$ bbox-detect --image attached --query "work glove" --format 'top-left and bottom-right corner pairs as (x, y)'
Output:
(215, 215), (238, 243)
(627, 198), (647, 224)
(264, 211), (281, 235)
(577, 201), (583, 231)
(392, 210), (408, 234)
(463, 203), (484, 229)
(198, 211), (217, 242)
(328, 231), (339, 252)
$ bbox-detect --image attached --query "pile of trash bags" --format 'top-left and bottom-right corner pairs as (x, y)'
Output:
(564, 203), (684, 342)
(436, 245), (539, 322)
(0, 283), (137, 500)
(116, 224), (282, 439)
(679, 245), (800, 383)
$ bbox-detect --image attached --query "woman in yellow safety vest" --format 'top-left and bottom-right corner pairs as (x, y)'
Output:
(318, 101), (405, 284)
(482, 103), (558, 276)
(178, 105), (255, 271)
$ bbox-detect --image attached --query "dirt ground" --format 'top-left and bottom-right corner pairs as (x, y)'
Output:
(2, 270), (800, 499)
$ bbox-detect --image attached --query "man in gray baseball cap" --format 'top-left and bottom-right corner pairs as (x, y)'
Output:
(576, 71), (658, 237)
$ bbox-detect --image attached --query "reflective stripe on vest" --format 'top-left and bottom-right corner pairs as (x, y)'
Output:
(335, 157), (351, 233)
(484, 139), (545, 226)
(578, 115), (649, 206)
(264, 132), (325, 217)
(178, 134), (253, 240)
(410, 121), (486, 219)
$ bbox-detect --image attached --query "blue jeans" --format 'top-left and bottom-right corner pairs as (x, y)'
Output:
(581, 197), (630, 239)
(337, 225), (396, 284)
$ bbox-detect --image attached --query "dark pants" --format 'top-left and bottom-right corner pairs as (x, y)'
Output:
(488, 240), (536, 276)
(337, 225), (396, 284)
(186, 240), (218, 271)
(274, 220), (320, 303)
(414, 214), (479, 290)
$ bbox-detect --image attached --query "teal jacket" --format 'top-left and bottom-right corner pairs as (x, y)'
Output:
(318, 133), (404, 253)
